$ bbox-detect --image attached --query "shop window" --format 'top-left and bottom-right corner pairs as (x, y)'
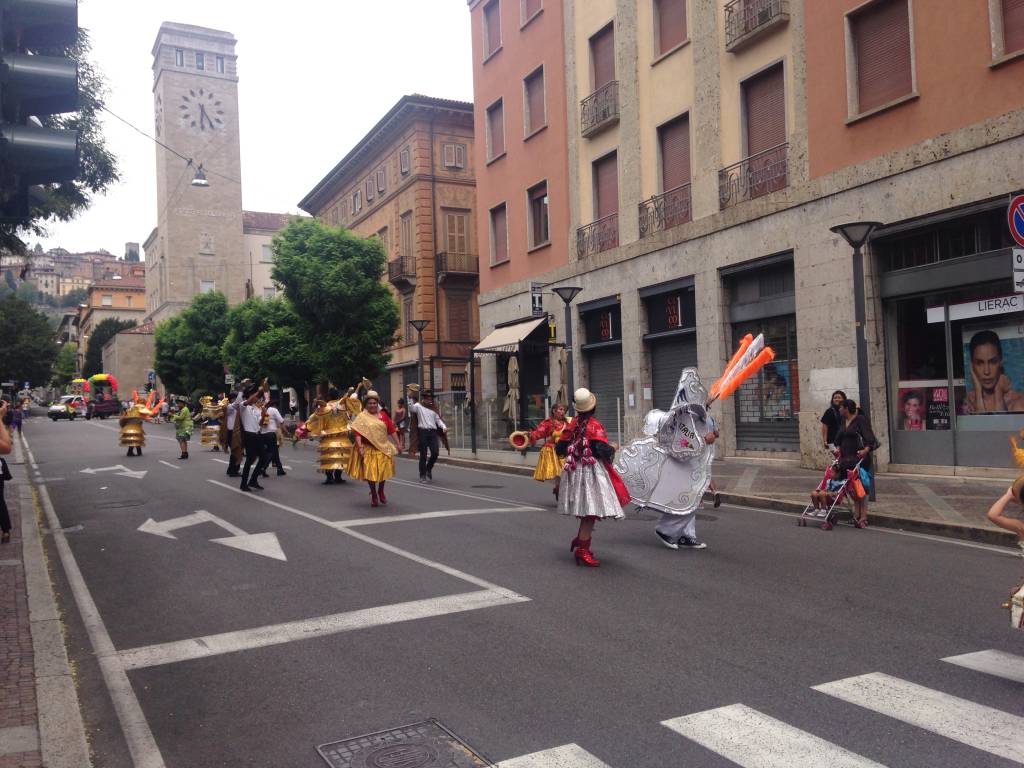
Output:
(451, 372), (467, 392)
(646, 289), (696, 334)
(583, 304), (622, 344)
(733, 316), (799, 428)
(877, 208), (1009, 272)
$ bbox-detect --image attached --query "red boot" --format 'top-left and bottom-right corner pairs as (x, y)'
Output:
(569, 536), (582, 552)
(377, 482), (387, 506)
(574, 541), (600, 567)
(369, 484), (379, 507)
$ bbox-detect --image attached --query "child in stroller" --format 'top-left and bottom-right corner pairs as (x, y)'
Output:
(810, 462), (845, 511)
(799, 450), (864, 530)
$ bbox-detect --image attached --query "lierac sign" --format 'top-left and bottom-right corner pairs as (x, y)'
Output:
(927, 294), (1024, 324)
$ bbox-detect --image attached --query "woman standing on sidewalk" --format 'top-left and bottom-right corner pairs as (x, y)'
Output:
(348, 391), (401, 507)
(820, 390), (847, 448)
(835, 398), (877, 529)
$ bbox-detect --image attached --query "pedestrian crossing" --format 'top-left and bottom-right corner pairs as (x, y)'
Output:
(499, 648), (1024, 767)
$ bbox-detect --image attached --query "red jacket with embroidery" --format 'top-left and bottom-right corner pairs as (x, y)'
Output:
(529, 417), (572, 448)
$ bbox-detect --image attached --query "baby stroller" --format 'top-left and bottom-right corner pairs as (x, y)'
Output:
(798, 450), (865, 531)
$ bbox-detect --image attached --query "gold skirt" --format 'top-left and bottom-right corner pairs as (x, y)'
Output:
(533, 444), (563, 481)
(347, 446), (395, 482)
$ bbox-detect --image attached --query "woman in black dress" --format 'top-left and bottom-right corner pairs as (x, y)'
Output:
(835, 398), (877, 529)
(820, 390), (847, 448)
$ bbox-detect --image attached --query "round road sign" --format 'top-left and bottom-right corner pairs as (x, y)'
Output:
(1009, 194), (1024, 248)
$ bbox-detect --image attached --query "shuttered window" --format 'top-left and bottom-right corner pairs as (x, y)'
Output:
(365, 178), (374, 201)
(658, 114), (691, 192)
(593, 152), (618, 219)
(484, 0), (502, 57)
(490, 204), (508, 264)
(487, 100), (505, 159)
(447, 293), (471, 340)
(590, 24), (615, 90)
(524, 68), (546, 135)
(655, 0), (687, 55)
(445, 211), (468, 254)
(851, 0), (913, 114)
(443, 143), (466, 169)
(400, 212), (413, 258)
(377, 168), (386, 193)
(377, 227), (389, 257)
(400, 148), (410, 174)
(528, 181), (549, 247)
(1004, 0), (1024, 54)
(523, 0), (542, 22)
(402, 296), (413, 333)
(743, 63), (786, 156)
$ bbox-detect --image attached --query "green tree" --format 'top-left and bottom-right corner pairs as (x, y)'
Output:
(82, 317), (136, 377)
(271, 218), (399, 384)
(153, 292), (229, 396)
(60, 288), (88, 308)
(221, 297), (316, 388)
(51, 342), (78, 388)
(0, 296), (58, 388)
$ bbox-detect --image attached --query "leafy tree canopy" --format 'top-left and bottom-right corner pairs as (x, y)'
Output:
(51, 342), (78, 389)
(0, 296), (57, 387)
(82, 317), (136, 377)
(153, 292), (229, 397)
(271, 218), (399, 384)
(60, 288), (88, 308)
(221, 297), (316, 388)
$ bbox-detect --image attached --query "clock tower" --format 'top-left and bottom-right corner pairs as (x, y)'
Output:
(148, 23), (245, 321)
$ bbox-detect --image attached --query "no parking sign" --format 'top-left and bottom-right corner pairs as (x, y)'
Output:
(1010, 194), (1024, 248)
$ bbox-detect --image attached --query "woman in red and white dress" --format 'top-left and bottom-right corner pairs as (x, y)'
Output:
(556, 388), (631, 567)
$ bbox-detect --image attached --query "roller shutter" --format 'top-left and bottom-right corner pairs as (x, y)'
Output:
(650, 333), (698, 410)
(586, 346), (624, 442)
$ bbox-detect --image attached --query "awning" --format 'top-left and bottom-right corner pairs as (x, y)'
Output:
(473, 317), (547, 354)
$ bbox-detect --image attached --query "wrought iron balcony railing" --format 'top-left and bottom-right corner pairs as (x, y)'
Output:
(580, 81), (620, 138)
(576, 213), (619, 259)
(436, 252), (479, 280)
(718, 143), (789, 209)
(387, 256), (417, 285)
(725, 0), (789, 51)
(638, 183), (693, 238)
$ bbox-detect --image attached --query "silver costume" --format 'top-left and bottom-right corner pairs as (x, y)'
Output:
(614, 368), (715, 535)
(558, 461), (626, 520)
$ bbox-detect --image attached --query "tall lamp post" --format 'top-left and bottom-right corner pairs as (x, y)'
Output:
(552, 286), (583, 408)
(409, 319), (430, 394)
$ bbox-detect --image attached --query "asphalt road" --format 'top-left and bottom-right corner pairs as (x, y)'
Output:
(20, 415), (1024, 768)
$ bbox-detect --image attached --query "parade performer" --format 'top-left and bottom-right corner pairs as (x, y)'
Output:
(120, 391), (160, 457)
(239, 383), (268, 492)
(305, 387), (362, 485)
(260, 395), (287, 477)
(616, 333), (775, 551)
(170, 398), (193, 460)
(348, 390), (400, 507)
(512, 402), (572, 501)
(196, 395), (224, 451)
(997, 440), (1024, 628)
(555, 388), (631, 567)
(408, 388), (448, 483)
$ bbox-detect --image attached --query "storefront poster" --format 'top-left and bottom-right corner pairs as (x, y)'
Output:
(762, 362), (792, 419)
(897, 387), (927, 430)
(960, 321), (1024, 414)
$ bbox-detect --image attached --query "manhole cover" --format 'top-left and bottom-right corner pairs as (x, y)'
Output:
(318, 719), (492, 768)
(470, 485), (503, 490)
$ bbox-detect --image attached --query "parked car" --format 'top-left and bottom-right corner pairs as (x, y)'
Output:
(48, 395), (85, 421)
(86, 397), (120, 420)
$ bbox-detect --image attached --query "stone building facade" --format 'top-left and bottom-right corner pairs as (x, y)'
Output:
(299, 95), (479, 408)
(473, 0), (1024, 473)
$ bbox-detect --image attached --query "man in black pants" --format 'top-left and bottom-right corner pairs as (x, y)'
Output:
(410, 389), (447, 482)
(224, 389), (241, 477)
(239, 385), (269, 492)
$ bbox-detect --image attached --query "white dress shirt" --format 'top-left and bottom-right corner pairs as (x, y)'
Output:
(226, 392), (243, 430)
(239, 403), (262, 433)
(260, 407), (284, 435)
(410, 401), (446, 431)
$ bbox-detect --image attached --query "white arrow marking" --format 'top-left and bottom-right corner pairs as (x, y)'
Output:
(80, 464), (147, 480)
(137, 511), (286, 561)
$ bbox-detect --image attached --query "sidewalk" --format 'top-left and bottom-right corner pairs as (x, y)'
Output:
(434, 451), (1021, 548)
(0, 437), (90, 768)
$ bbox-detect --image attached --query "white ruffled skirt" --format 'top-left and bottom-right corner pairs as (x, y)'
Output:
(558, 463), (625, 520)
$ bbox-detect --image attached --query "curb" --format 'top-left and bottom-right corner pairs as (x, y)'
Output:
(433, 455), (1018, 549)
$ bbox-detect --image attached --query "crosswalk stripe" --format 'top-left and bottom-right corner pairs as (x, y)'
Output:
(813, 672), (1024, 764)
(662, 703), (887, 767)
(942, 649), (1024, 684)
(496, 744), (614, 767)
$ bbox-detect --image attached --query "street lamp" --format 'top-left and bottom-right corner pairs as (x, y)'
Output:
(409, 319), (430, 394)
(552, 286), (583, 407)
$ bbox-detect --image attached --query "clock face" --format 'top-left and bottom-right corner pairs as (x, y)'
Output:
(179, 87), (225, 132)
(154, 95), (163, 137)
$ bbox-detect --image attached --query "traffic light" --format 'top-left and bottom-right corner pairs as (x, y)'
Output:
(0, 0), (80, 224)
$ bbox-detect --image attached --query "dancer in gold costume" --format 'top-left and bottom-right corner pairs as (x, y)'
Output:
(196, 395), (225, 451)
(348, 390), (400, 507)
(120, 391), (159, 457)
(306, 386), (362, 484)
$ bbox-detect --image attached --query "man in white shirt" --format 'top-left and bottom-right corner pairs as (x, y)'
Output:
(259, 397), (286, 477)
(224, 390), (243, 477)
(239, 385), (268, 492)
(409, 389), (446, 482)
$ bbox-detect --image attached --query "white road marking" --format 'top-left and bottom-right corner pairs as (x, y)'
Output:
(119, 589), (526, 670)
(211, 458), (228, 464)
(80, 464), (147, 480)
(138, 511), (286, 562)
(22, 435), (167, 768)
(390, 477), (530, 507)
(812, 672), (1024, 763)
(332, 506), (542, 528)
(158, 460), (180, 470)
(942, 649), (1024, 684)
(210, 532), (287, 561)
(87, 420), (177, 442)
(496, 744), (614, 767)
(662, 704), (887, 767)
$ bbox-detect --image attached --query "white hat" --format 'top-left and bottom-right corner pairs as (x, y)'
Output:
(573, 387), (597, 413)
(365, 390), (380, 401)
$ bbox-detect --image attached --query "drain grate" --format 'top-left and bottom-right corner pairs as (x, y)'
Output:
(317, 719), (492, 768)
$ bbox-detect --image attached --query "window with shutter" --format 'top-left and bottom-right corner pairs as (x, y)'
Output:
(402, 296), (413, 334)
(593, 153), (618, 219)
(455, 144), (466, 169)
(377, 168), (386, 193)
(1003, 0), (1024, 54)
(528, 181), (549, 247)
(743, 63), (785, 156)
(447, 293), (471, 340)
(353, 190), (362, 213)
(524, 67), (546, 135)
(850, 0), (913, 114)
(483, 0), (502, 58)
(365, 178), (374, 201)
(401, 212), (413, 258)
(487, 100), (505, 159)
(377, 227), (389, 257)
(400, 148), (411, 174)
(590, 24), (615, 90)
(522, 0), (542, 24)
(443, 143), (456, 168)
(655, 0), (687, 55)
(445, 211), (468, 254)
(658, 114), (691, 192)
(490, 204), (508, 264)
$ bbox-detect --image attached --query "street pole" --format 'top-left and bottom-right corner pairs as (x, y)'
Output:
(563, 301), (575, 402)
(852, 243), (870, 424)
(409, 319), (430, 397)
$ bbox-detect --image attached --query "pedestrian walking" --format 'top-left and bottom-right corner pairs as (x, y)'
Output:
(260, 397), (286, 477)
(348, 391), (400, 507)
(239, 385), (269, 492)
(555, 388), (630, 567)
(409, 389), (447, 482)
(834, 398), (878, 529)
(171, 399), (193, 459)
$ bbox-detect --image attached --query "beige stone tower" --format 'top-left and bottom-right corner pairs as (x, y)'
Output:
(147, 22), (244, 321)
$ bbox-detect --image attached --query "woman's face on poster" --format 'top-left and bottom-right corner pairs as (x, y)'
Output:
(971, 342), (1002, 392)
(903, 396), (922, 421)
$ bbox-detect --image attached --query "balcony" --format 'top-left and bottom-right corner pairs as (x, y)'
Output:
(436, 252), (479, 283)
(387, 256), (417, 287)
(580, 81), (620, 138)
(725, 0), (789, 52)
(638, 184), (693, 238)
(576, 213), (619, 259)
(718, 143), (789, 210)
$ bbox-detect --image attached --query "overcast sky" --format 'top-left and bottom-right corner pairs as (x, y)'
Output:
(35, 0), (474, 254)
